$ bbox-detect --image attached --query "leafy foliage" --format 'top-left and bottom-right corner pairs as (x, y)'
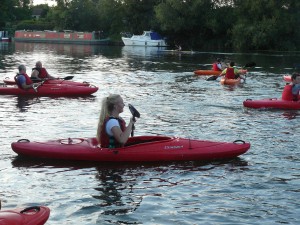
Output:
(0, 0), (299, 51)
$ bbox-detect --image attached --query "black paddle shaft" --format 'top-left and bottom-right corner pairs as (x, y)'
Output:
(128, 104), (140, 137)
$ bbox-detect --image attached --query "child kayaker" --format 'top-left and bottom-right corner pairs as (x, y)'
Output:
(96, 94), (136, 148)
(282, 72), (300, 101)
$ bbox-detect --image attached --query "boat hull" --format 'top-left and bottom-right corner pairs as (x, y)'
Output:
(243, 98), (300, 110)
(122, 37), (167, 47)
(194, 70), (221, 75)
(3, 78), (89, 86)
(11, 136), (250, 162)
(220, 77), (243, 85)
(14, 31), (110, 45)
(0, 206), (50, 225)
(0, 84), (98, 96)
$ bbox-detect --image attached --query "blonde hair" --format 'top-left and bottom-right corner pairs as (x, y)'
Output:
(96, 94), (121, 143)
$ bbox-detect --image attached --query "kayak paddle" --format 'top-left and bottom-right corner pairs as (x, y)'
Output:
(128, 104), (140, 137)
(206, 62), (256, 81)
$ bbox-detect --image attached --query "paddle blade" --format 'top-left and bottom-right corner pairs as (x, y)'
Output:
(206, 75), (219, 81)
(128, 104), (140, 118)
(63, 76), (74, 80)
(244, 62), (256, 68)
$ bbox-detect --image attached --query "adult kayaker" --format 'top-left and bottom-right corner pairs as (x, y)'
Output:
(282, 72), (300, 101)
(14, 65), (39, 90)
(220, 61), (242, 79)
(96, 94), (136, 148)
(212, 58), (225, 71)
(31, 61), (55, 81)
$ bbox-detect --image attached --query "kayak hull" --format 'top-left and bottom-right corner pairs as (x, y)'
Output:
(243, 98), (300, 110)
(11, 136), (250, 162)
(194, 69), (247, 76)
(194, 70), (221, 76)
(220, 77), (242, 85)
(3, 79), (90, 86)
(0, 84), (98, 96)
(0, 206), (50, 225)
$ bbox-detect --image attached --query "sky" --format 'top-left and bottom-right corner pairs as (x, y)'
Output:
(33, 0), (56, 6)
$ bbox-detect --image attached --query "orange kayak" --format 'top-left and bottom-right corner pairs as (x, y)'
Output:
(194, 69), (247, 76)
(220, 77), (243, 85)
(194, 70), (221, 76)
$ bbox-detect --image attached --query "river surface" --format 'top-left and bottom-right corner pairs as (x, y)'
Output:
(0, 42), (300, 225)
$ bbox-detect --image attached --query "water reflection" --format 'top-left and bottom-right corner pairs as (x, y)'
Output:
(15, 96), (41, 112)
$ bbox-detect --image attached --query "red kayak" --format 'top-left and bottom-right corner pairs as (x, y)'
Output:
(0, 206), (50, 225)
(11, 136), (250, 162)
(3, 78), (89, 86)
(0, 84), (98, 96)
(243, 98), (300, 110)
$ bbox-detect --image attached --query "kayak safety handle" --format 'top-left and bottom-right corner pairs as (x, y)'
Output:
(20, 206), (40, 214)
(233, 140), (246, 144)
(89, 84), (97, 88)
(245, 99), (252, 101)
(17, 139), (30, 142)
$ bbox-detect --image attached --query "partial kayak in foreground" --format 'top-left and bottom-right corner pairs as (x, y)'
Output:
(3, 78), (90, 86)
(11, 136), (250, 162)
(0, 84), (98, 97)
(243, 98), (300, 110)
(0, 206), (50, 225)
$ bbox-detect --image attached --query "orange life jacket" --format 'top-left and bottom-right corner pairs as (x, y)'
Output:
(100, 117), (126, 148)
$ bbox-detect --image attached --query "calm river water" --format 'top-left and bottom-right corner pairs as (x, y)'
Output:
(0, 42), (300, 225)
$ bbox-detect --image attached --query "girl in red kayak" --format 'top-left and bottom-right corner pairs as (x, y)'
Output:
(96, 94), (136, 148)
(282, 72), (300, 101)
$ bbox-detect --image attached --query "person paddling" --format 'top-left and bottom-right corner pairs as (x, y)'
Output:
(282, 72), (300, 101)
(212, 58), (226, 71)
(31, 61), (55, 81)
(96, 94), (136, 148)
(14, 65), (40, 90)
(220, 61), (242, 79)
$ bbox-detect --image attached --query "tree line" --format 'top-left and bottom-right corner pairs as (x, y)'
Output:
(1, 0), (299, 51)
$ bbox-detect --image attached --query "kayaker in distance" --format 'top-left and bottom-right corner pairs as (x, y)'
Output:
(220, 61), (243, 79)
(96, 94), (136, 148)
(282, 72), (300, 101)
(212, 58), (226, 71)
(31, 61), (55, 81)
(14, 65), (40, 90)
